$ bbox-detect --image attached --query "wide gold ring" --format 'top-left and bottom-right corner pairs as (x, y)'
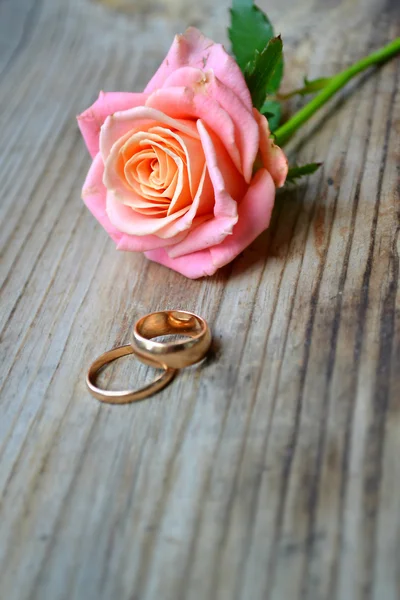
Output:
(132, 310), (211, 369)
(86, 345), (177, 404)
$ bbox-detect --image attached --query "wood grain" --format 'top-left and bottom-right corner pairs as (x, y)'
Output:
(0, 0), (399, 599)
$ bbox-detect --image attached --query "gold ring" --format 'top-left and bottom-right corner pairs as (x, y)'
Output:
(86, 344), (177, 404)
(132, 310), (211, 369)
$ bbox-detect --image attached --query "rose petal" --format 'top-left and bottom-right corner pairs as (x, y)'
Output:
(122, 162), (212, 241)
(166, 215), (236, 258)
(204, 72), (259, 184)
(81, 153), (122, 243)
(155, 162), (213, 238)
(145, 27), (252, 111)
(209, 169), (275, 268)
(103, 130), (179, 205)
(146, 86), (242, 176)
(163, 120), (246, 256)
(77, 91), (149, 158)
(100, 106), (199, 160)
(148, 141), (190, 213)
(106, 190), (189, 237)
(145, 169), (275, 278)
(161, 67), (259, 182)
(144, 247), (217, 278)
(254, 109), (288, 188)
(161, 66), (211, 92)
(197, 119), (246, 216)
(116, 230), (188, 252)
(150, 126), (205, 197)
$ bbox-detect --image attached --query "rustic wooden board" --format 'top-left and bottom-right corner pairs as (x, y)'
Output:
(0, 0), (399, 598)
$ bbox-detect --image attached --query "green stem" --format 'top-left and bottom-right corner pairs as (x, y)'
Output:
(274, 37), (400, 147)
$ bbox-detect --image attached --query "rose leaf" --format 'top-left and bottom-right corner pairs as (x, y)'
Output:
(261, 99), (282, 132)
(229, 0), (275, 72)
(245, 36), (283, 110)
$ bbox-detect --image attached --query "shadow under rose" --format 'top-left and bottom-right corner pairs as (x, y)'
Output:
(225, 184), (309, 281)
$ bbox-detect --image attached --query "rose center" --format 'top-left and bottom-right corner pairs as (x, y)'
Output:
(122, 138), (183, 206)
(107, 126), (198, 219)
(149, 156), (162, 185)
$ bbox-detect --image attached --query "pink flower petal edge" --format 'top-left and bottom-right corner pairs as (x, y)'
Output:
(158, 67), (259, 182)
(82, 153), (122, 243)
(145, 169), (275, 278)
(254, 109), (288, 188)
(144, 27), (252, 112)
(77, 91), (149, 158)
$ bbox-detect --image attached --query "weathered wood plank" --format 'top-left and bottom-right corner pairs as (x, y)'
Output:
(0, 0), (399, 599)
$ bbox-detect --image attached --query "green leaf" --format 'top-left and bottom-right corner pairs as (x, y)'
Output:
(267, 55), (284, 94)
(229, 1), (274, 71)
(245, 36), (283, 110)
(285, 162), (322, 184)
(261, 99), (282, 131)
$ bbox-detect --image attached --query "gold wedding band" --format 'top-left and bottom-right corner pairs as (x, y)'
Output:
(86, 310), (211, 404)
(132, 310), (211, 369)
(86, 344), (176, 404)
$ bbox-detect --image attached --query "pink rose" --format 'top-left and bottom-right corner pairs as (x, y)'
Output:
(78, 27), (288, 279)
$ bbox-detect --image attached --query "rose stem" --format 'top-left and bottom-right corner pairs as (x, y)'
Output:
(274, 37), (400, 147)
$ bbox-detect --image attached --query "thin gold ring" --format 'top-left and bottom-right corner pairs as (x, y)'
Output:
(132, 310), (211, 369)
(86, 345), (177, 404)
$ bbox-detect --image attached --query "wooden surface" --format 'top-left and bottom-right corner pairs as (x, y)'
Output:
(0, 0), (399, 598)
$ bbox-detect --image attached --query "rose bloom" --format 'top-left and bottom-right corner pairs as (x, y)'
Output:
(78, 28), (288, 279)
